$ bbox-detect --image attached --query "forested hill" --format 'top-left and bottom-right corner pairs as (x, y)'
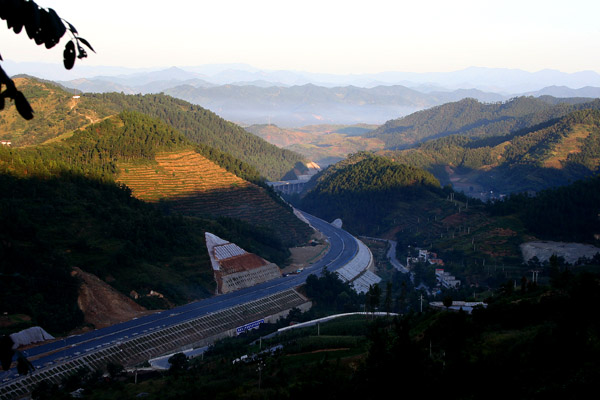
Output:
(81, 92), (306, 180)
(300, 153), (444, 234)
(489, 174), (600, 244)
(0, 77), (305, 181)
(367, 96), (600, 149)
(0, 110), (311, 247)
(385, 108), (600, 193)
(0, 111), (311, 334)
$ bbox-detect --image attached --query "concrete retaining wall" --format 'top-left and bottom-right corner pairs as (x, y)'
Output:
(335, 238), (374, 282)
(0, 290), (309, 400)
(220, 263), (282, 294)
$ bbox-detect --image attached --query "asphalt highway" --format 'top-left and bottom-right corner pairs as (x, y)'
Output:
(1, 211), (358, 382)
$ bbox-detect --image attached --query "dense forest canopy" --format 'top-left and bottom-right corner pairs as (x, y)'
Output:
(0, 77), (305, 181)
(300, 153), (443, 234)
(489, 174), (600, 243)
(79, 92), (306, 181)
(368, 96), (600, 149)
(384, 108), (600, 193)
(0, 111), (190, 181)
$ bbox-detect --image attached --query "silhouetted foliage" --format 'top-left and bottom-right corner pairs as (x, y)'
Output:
(304, 270), (363, 314)
(168, 353), (189, 374)
(0, 335), (14, 371)
(0, 0), (93, 119)
(23, 271), (600, 398)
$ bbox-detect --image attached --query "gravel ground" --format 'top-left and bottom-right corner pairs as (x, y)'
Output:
(520, 241), (600, 264)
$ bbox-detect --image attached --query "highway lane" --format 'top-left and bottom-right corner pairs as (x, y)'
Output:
(1, 211), (358, 381)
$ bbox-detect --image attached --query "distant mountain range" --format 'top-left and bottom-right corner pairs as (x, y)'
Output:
(6, 62), (600, 127)
(52, 72), (512, 126)
(7, 62), (600, 91)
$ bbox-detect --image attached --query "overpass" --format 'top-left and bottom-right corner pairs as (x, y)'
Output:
(266, 179), (309, 195)
(0, 211), (373, 399)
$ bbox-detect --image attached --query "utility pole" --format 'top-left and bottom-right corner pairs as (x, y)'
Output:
(257, 361), (264, 390)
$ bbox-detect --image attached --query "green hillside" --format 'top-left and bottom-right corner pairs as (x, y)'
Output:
(78, 92), (305, 180)
(0, 77), (91, 146)
(489, 174), (600, 243)
(298, 152), (599, 289)
(360, 170), (600, 290)
(0, 111), (310, 334)
(368, 96), (600, 149)
(0, 77), (305, 181)
(384, 108), (600, 193)
(300, 153), (445, 234)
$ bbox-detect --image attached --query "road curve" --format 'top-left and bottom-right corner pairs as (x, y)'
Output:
(1, 211), (358, 381)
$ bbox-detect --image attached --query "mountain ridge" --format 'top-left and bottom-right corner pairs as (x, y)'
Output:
(0, 77), (305, 181)
(6, 61), (599, 91)
(368, 96), (600, 149)
(381, 107), (600, 194)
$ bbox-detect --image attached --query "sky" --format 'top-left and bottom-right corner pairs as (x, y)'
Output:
(1, 0), (599, 75)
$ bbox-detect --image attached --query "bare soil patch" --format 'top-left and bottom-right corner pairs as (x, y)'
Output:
(74, 267), (155, 330)
(283, 238), (329, 273)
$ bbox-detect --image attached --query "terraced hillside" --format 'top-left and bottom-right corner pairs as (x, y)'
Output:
(0, 77), (305, 181)
(117, 150), (312, 247)
(81, 92), (306, 180)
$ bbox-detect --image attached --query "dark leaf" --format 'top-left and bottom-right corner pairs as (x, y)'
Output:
(63, 40), (76, 70)
(5, 0), (24, 33)
(24, 1), (41, 41)
(65, 20), (78, 34)
(44, 8), (67, 49)
(10, 21), (24, 34)
(77, 37), (95, 53)
(38, 8), (57, 48)
(77, 45), (87, 59)
(14, 91), (34, 120)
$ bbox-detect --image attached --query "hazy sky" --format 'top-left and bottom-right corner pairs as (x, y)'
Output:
(1, 0), (599, 74)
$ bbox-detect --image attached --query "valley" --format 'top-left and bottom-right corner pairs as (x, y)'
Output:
(0, 71), (599, 399)
(2, 0), (600, 397)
